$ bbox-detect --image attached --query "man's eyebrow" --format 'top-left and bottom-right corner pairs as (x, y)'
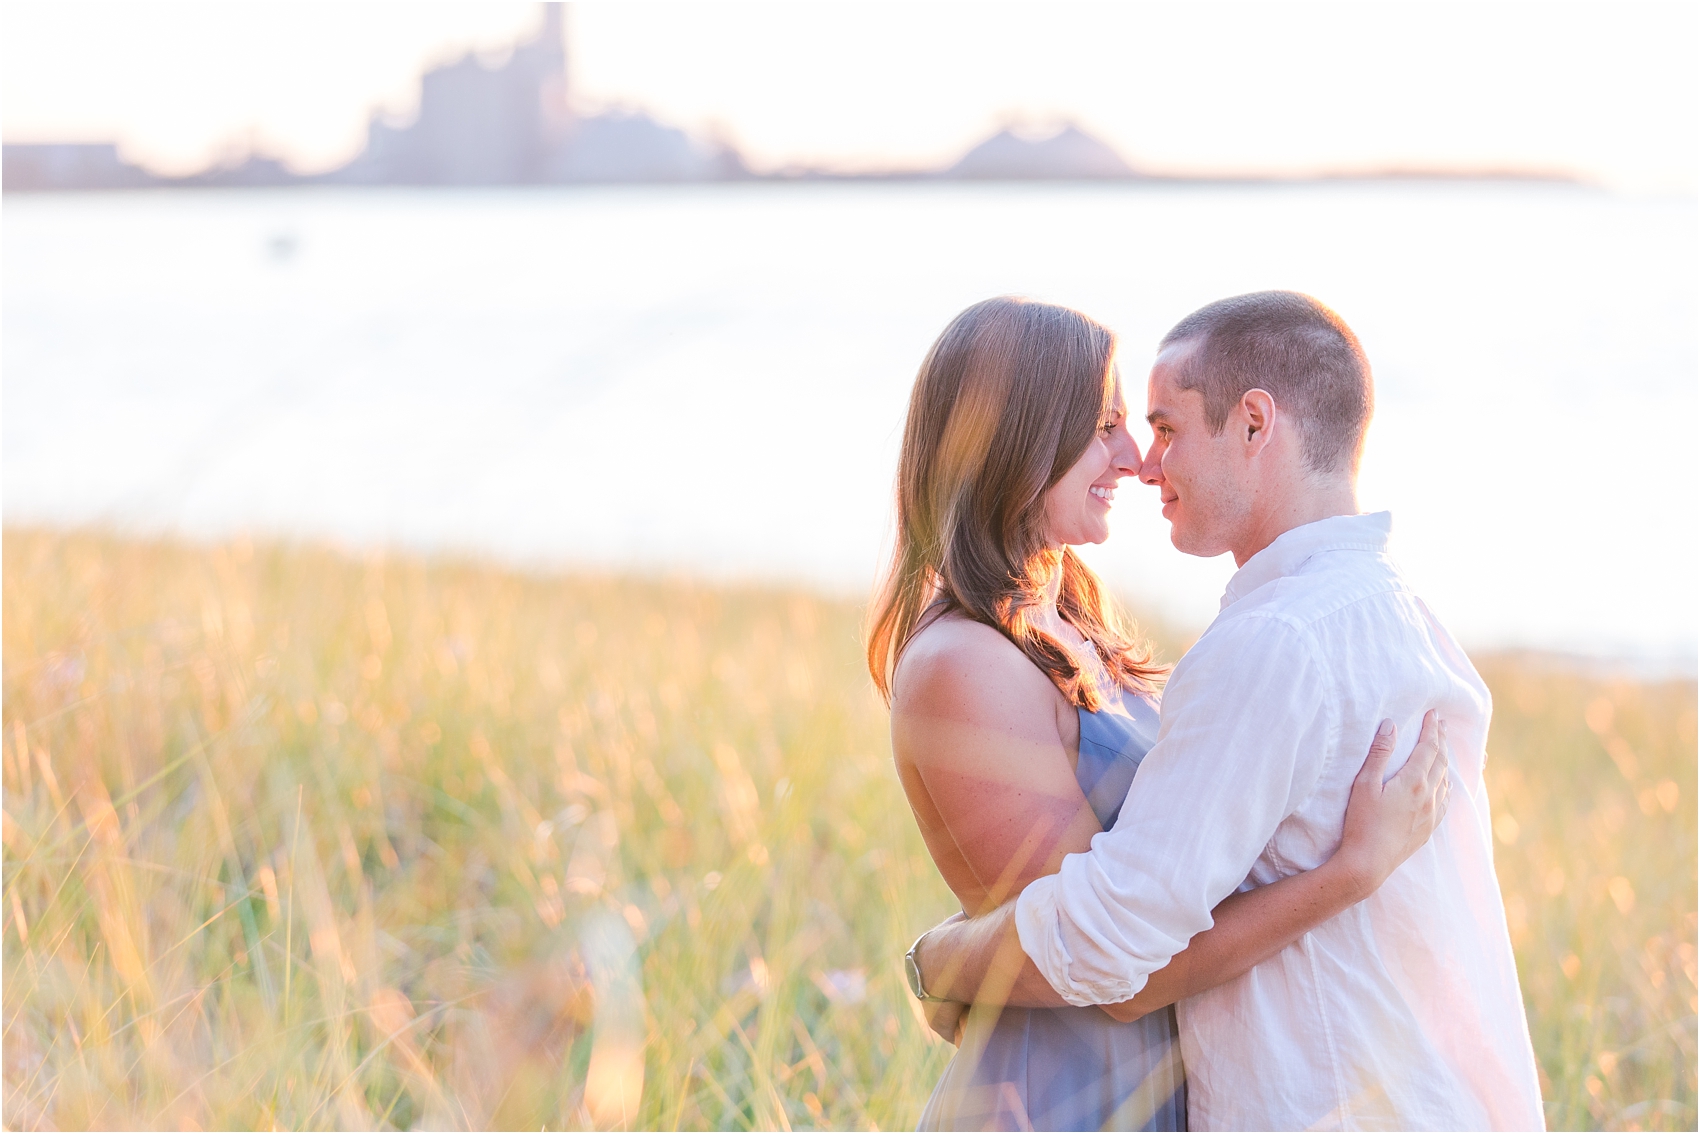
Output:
(1145, 407), (1172, 425)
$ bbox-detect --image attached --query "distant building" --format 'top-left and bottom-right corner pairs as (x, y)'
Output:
(4, 3), (744, 192)
(336, 4), (570, 185)
(184, 153), (300, 188)
(947, 124), (1139, 180)
(333, 2), (744, 186)
(554, 111), (745, 183)
(2, 143), (155, 191)
(2, 7), (1172, 192)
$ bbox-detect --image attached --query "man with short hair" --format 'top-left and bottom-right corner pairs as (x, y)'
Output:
(914, 292), (1544, 1130)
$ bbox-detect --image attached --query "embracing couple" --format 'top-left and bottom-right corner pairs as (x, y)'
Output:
(868, 293), (1544, 1131)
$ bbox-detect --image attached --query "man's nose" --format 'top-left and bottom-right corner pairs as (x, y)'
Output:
(1139, 444), (1164, 486)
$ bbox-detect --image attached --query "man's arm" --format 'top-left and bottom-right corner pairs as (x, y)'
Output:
(1016, 614), (1335, 1005)
(917, 710), (1449, 1019)
(920, 613), (1336, 1008)
(913, 861), (1375, 1015)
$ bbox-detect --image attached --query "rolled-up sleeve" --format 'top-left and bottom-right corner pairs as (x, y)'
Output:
(1015, 612), (1336, 1006)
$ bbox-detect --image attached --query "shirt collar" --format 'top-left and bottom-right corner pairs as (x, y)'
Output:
(1220, 511), (1393, 610)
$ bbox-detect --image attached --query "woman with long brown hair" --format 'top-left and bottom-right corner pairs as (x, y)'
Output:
(870, 297), (1448, 1130)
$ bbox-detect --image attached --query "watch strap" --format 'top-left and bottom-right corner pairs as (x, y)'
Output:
(905, 930), (950, 1002)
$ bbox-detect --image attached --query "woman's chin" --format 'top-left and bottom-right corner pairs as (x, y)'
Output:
(1064, 527), (1111, 548)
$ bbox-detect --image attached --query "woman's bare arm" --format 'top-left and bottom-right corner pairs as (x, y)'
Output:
(892, 620), (1103, 916)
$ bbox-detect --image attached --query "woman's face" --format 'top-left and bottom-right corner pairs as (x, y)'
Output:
(1041, 374), (1143, 548)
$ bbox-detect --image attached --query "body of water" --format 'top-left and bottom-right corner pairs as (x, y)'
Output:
(4, 182), (1694, 667)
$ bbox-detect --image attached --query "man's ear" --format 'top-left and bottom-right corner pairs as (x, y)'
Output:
(1241, 389), (1276, 452)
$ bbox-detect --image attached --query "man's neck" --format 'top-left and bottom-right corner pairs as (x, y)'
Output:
(1231, 479), (1361, 567)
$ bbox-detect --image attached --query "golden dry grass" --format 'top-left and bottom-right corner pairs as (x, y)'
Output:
(2, 529), (1694, 1130)
(1475, 655), (1696, 1128)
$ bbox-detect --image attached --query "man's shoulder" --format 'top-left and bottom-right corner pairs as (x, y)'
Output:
(1235, 547), (1412, 631)
(1176, 604), (1326, 685)
(1180, 548), (1420, 683)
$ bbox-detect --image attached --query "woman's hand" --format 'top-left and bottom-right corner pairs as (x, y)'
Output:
(1335, 711), (1451, 899)
(922, 998), (968, 1046)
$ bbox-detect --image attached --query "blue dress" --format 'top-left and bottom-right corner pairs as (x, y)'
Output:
(917, 687), (1187, 1132)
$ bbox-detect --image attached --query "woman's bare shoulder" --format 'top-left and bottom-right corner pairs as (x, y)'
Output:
(892, 613), (1059, 727)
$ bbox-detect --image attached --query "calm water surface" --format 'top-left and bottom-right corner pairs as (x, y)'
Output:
(4, 183), (1694, 665)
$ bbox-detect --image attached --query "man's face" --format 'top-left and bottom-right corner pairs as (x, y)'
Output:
(1141, 343), (1252, 557)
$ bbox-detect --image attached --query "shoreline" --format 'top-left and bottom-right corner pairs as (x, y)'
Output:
(6, 523), (1692, 681)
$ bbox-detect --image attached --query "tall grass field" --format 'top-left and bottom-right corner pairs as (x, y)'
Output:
(3, 529), (1694, 1130)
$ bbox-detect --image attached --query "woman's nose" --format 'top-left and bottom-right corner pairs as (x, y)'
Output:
(1113, 432), (1142, 475)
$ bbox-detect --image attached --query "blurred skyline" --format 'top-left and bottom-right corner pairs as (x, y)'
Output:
(3, 1), (1696, 191)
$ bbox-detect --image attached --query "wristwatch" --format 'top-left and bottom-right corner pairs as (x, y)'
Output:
(904, 930), (951, 1002)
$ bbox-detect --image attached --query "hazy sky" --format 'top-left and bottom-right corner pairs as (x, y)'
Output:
(3, 1), (1696, 188)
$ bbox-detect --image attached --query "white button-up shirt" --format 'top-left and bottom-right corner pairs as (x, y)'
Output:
(1015, 512), (1544, 1131)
